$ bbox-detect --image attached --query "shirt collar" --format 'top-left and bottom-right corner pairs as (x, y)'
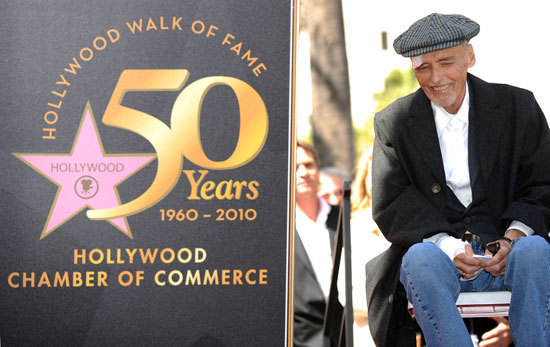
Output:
(296, 197), (331, 226)
(315, 197), (331, 226)
(432, 83), (470, 137)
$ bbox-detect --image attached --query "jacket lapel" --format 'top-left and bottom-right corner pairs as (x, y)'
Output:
(294, 231), (316, 277)
(406, 90), (447, 186)
(469, 74), (505, 181)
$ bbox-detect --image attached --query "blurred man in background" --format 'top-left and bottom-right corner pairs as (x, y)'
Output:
(319, 167), (349, 207)
(294, 140), (341, 346)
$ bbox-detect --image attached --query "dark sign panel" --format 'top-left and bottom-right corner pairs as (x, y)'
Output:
(0, 1), (296, 345)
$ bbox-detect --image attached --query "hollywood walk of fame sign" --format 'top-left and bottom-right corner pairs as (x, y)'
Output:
(0, 1), (297, 345)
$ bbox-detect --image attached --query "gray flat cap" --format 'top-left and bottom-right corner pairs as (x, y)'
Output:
(393, 13), (480, 57)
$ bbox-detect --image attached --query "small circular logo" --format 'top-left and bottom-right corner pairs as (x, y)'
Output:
(74, 175), (99, 199)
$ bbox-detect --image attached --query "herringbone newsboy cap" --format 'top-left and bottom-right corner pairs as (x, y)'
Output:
(393, 13), (480, 57)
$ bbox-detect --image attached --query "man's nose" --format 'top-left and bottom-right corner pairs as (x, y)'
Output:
(329, 195), (341, 206)
(297, 165), (306, 176)
(431, 66), (443, 84)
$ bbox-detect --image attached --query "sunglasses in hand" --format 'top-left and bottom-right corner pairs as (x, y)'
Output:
(484, 240), (500, 255)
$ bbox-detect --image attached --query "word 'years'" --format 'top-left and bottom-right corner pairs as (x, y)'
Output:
(183, 170), (259, 200)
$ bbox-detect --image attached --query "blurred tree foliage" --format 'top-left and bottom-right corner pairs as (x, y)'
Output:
(354, 67), (418, 164)
(373, 67), (419, 113)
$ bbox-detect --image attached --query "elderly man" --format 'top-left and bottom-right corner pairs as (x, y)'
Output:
(367, 13), (550, 346)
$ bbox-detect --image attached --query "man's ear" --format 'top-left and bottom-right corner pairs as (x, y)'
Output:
(467, 44), (476, 68)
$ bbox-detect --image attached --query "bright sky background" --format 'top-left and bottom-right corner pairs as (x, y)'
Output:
(341, 0), (550, 126)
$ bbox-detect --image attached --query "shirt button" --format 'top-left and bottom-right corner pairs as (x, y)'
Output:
(388, 294), (393, 304)
(431, 183), (441, 194)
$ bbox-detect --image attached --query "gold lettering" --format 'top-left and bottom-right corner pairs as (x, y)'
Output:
(74, 250), (86, 265)
(184, 169), (209, 200)
(54, 272), (69, 287)
(8, 273), (19, 288)
(241, 50), (259, 67)
(200, 181), (216, 200)
(195, 248), (207, 263)
(232, 181), (247, 199)
(230, 42), (242, 55)
(168, 270), (183, 285)
(47, 100), (62, 109)
(246, 181), (260, 200)
(159, 16), (169, 30)
(206, 25), (218, 37)
(93, 36), (107, 51)
(245, 269), (256, 285)
(126, 248), (137, 263)
(222, 270), (230, 285)
(146, 17), (158, 31)
(44, 111), (58, 125)
(222, 33), (234, 46)
(139, 248), (158, 263)
(89, 249), (104, 264)
(85, 272), (96, 287)
(177, 248), (192, 263)
(22, 272), (34, 287)
(155, 270), (166, 286)
(172, 16), (183, 31)
(64, 57), (82, 75)
(233, 269), (243, 285)
(73, 272), (82, 287)
(126, 18), (143, 34)
(186, 270), (201, 285)
(191, 20), (205, 34)
(215, 180), (234, 200)
(56, 74), (70, 86)
(37, 272), (52, 287)
(252, 63), (267, 77)
(42, 128), (56, 140)
(97, 271), (108, 286)
(107, 29), (120, 42)
(51, 89), (67, 98)
(259, 269), (268, 284)
(79, 47), (93, 62)
(160, 248), (175, 263)
(118, 271), (132, 286)
(204, 270), (218, 285)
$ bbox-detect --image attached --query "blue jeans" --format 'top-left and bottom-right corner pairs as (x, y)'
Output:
(400, 236), (550, 346)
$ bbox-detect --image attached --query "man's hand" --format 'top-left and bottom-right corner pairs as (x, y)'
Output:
(481, 239), (511, 276)
(453, 244), (482, 279)
(479, 317), (513, 347)
(482, 229), (525, 276)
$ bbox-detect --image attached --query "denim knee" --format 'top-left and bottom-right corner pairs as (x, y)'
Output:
(506, 235), (550, 287)
(402, 242), (450, 279)
(508, 235), (550, 267)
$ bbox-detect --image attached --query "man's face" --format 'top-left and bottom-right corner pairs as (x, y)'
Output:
(319, 174), (344, 206)
(412, 43), (475, 114)
(296, 147), (319, 197)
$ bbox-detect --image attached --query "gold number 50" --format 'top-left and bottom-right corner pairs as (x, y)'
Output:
(87, 69), (268, 220)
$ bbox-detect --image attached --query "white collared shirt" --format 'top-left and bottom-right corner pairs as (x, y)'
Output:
(425, 84), (533, 261)
(433, 86), (472, 207)
(296, 198), (333, 299)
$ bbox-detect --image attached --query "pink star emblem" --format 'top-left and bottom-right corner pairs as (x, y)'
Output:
(14, 102), (156, 239)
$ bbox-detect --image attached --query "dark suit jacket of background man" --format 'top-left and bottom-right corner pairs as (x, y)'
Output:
(294, 205), (340, 347)
(365, 73), (550, 346)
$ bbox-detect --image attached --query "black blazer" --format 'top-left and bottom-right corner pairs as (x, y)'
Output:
(294, 206), (339, 347)
(367, 74), (550, 346)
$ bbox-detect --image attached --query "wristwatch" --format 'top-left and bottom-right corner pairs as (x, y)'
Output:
(501, 237), (514, 247)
